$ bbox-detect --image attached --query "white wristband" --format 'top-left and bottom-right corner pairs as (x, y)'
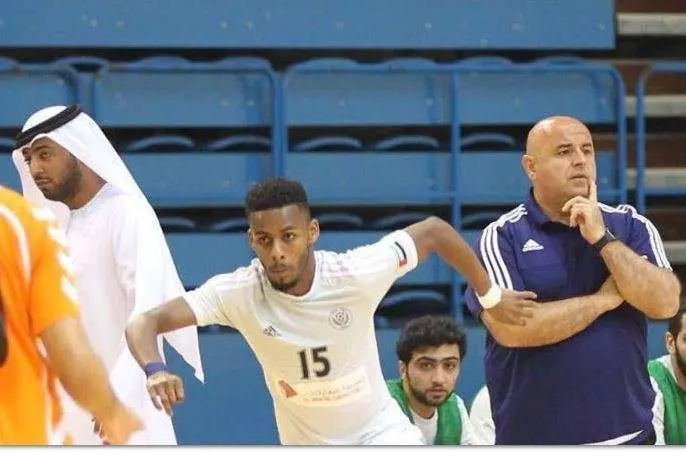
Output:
(477, 284), (502, 309)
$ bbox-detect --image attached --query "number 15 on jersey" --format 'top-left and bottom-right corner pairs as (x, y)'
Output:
(298, 346), (331, 379)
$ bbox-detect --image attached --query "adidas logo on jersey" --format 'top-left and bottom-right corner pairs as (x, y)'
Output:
(262, 325), (281, 337)
(522, 239), (544, 252)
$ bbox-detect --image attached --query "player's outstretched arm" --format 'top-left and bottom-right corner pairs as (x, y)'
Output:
(403, 216), (537, 325)
(125, 296), (197, 416)
(41, 317), (143, 444)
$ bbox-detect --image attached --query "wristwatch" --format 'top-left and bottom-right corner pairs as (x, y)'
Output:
(592, 228), (617, 251)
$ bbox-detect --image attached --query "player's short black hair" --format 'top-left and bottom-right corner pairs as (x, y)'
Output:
(668, 299), (686, 338)
(396, 314), (467, 365)
(244, 177), (310, 217)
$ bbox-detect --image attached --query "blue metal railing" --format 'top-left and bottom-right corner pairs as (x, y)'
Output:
(635, 61), (686, 215)
(279, 57), (627, 319)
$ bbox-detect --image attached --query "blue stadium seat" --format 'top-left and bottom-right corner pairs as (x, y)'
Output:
(159, 216), (198, 232)
(52, 55), (109, 114)
(125, 135), (197, 152)
(92, 56), (275, 128)
(294, 136), (363, 152)
(0, 58), (80, 129)
(0, 138), (15, 152)
(123, 152), (271, 208)
(207, 135), (271, 152)
(209, 218), (249, 232)
(0, 153), (22, 192)
(375, 290), (451, 328)
(460, 132), (516, 150)
(374, 135), (441, 151)
(315, 212), (365, 230)
(372, 213), (431, 230)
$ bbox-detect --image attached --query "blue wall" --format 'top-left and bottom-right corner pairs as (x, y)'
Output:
(165, 320), (670, 444)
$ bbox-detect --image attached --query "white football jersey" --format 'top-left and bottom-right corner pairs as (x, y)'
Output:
(184, 230), (425, 445)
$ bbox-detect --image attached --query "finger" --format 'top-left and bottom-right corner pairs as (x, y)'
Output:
(589, 179), (597, 203)
(147, 384), (164, 411)
(569, 206), (585, 227)
(175, 378), (185, 403)
(514, 290), (538, 300)
(561, 196), (587, 213)
(154, 385), (173, 416)
(165, 381), (178, 406)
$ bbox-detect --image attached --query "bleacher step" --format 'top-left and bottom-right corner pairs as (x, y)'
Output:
(625, 94), (686, 117)
(617, 13), (686, 36)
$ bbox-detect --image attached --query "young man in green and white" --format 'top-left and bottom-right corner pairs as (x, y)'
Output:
(649, 303), (686, 445)
(386, 315), (474, 445)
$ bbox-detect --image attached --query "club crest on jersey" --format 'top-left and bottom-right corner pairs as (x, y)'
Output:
(329, 307), (352, 330)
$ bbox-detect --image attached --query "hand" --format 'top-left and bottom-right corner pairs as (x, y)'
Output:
(95, 401), (144, 445)
(483, 289), (538, 326)
(596, 276), (624, 311)
(146, 370), (185, 416)
(561, 180), (605, 244)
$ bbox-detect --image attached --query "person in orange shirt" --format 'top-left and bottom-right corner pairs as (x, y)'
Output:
(0, 185), (143, 445)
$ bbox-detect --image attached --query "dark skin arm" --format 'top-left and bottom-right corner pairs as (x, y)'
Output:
(404, 216), (538, 325)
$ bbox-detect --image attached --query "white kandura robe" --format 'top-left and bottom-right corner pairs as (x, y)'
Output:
(58, 183), (175, 445)
(12, 106), (204, 446)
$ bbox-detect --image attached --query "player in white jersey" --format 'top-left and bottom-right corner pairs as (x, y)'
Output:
(125, 177), (537, 445)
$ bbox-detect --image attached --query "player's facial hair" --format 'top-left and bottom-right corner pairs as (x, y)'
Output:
(268, 243), (312, 292)
(43, 155), (82, 203)
(675, 342), (686, 377)
(408, 376), (448, 408)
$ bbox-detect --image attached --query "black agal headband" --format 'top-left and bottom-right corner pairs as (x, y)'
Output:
(14, 105), (82, 149)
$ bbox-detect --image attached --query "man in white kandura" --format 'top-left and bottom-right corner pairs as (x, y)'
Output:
(12, 105), (204, 445)
(125, 177), (537, 445)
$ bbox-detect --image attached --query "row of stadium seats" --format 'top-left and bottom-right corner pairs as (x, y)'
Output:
(2, 54), (683, 318)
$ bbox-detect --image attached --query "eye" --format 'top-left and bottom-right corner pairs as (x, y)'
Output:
(284, 232), (296, 241)
(443, 362), (458, 372)
(557, 149), (570, 156)
(257, 236), (271, 245)
(418, 361), (435, 371)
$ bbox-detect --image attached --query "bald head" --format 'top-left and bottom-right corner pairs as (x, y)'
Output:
(526, 116), (591, 158)
(521, 115), (597, 215)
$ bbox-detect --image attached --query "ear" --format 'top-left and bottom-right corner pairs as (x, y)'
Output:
(521, 153), (536, 182)
(247, 228), (256, 250)
(666, 331), (676, 355)
(398, 361), (407, 377)
(308, 218), (320, 246)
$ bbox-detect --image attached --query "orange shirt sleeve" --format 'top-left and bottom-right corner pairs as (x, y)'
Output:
(27, 208), (80, 337)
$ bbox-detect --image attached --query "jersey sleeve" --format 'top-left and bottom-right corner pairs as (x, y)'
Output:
(27, 208), (80, 336)
(464, 222), (526, 319)
(619, 204), (672, 270)
(342, 230), (419, 293)
(183, 267), (255, 328)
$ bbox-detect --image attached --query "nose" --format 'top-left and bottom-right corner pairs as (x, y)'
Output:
(432, 368), (448, 386)
(270, 239), (287, 261)
(571, 147), (587, 165)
